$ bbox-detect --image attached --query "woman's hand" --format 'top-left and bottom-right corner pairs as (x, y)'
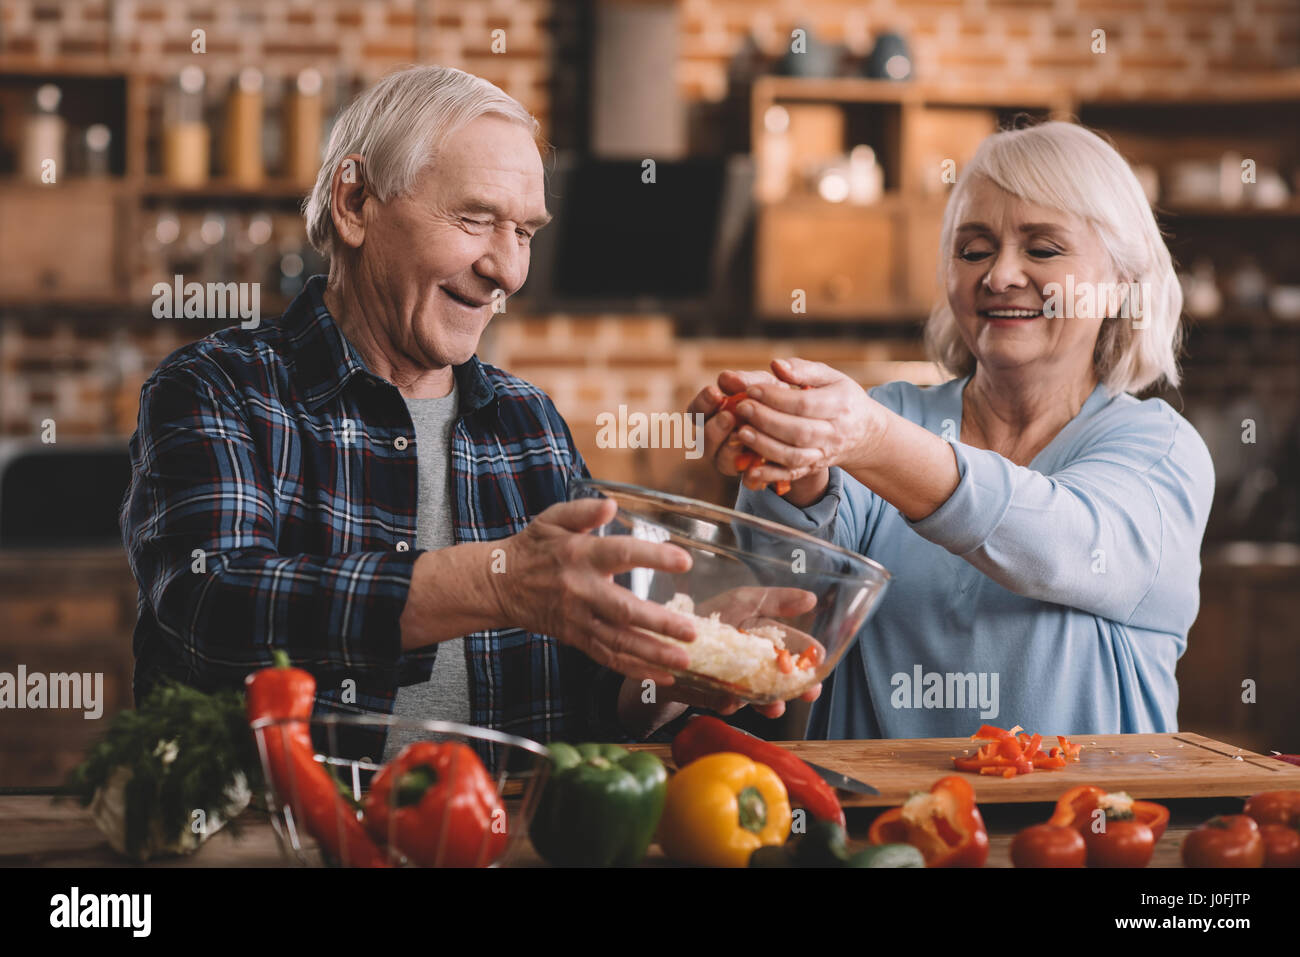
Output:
(688, 366), (844, 505)
(686, 368), (782, 479)
(729, 358), (885, 493)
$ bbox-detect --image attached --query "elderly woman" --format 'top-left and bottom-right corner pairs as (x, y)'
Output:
(690, 121), (1214, 738)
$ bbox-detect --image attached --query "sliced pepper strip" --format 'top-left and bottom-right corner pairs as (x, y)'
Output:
(717, 388), (805, 497)
(951, 724), (1083, 777)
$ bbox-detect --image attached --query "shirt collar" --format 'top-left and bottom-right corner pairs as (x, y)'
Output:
(285, 274), (498, 418)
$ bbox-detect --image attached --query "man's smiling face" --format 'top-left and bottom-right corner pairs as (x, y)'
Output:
(357, 115), (550, 368)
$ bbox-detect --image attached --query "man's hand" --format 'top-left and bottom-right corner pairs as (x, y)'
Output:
(616, 585), (823, 734)
(492, 497), (698, 683)
(617, 675), (822, 737)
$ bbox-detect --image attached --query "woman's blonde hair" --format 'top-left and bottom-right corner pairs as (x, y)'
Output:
(303, 65), (540, 259)
(924, 120), (1183, 395)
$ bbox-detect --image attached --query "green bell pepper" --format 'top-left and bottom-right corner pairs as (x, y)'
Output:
(528, 742), (667, 867)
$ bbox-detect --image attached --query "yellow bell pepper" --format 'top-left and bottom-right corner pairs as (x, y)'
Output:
(658, 752), (792, 867)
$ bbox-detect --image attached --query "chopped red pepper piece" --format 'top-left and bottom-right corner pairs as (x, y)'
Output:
(716, 388), (806, 497)
(951, 724), (1083, 777)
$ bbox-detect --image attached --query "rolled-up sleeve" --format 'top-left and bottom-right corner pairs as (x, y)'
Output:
(908, 414), (1214, 631)
(123, 367), (419, 686)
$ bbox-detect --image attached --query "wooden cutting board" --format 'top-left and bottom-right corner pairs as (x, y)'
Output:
(630, 732), (1300, 807)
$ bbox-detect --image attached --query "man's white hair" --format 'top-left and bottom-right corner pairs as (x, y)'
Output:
(303, 64), (540, 259)
(925, 120), (1183, 395)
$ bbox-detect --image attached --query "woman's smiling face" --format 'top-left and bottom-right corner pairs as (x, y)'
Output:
(946, 175), (1116, 382)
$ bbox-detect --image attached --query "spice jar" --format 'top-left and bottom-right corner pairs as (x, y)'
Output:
(283, 68), (323, 186)
(163, 67), (209, 186)
(223, 68), (265, 187)
(21, 84), (66, 183)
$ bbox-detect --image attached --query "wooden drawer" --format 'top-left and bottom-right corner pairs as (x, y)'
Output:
(0, 593), (127, 641)
(0, 183), (122, 300)
(756, 204), (897, 319)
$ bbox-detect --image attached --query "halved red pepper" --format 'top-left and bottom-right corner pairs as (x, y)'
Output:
(867, 775), (989, 867)
(245, 652), (388, 867)
(1046, 784), (1169, 866)
(363, 740), (506, 868)
(1048, 785), (1169, 842)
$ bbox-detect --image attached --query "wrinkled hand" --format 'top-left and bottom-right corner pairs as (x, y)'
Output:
(496, 497), (698, 683)
(727, 357), (884, 490)
(650, 678), (822, 721)
(686, 367), (784, 479)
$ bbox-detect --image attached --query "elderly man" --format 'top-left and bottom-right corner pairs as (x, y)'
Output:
(122, 65), (791, 764)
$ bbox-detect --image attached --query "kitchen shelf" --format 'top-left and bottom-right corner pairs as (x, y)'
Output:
(1161, 201), (1300, 218)
(137, 178), (312, 201)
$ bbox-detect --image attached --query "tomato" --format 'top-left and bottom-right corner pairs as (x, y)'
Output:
(1085, 819), (1156, 868)
(1011, 824), (1087, 868)
(1258, 824), (1300, 867)
(1243, 790), (1300, 827)
(1182, 815), (1265, 868)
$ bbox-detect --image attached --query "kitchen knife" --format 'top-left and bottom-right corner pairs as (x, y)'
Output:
(728, 723), (879, 794)
(805, 760), (878, 795)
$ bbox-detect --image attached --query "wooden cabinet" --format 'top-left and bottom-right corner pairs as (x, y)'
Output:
(1176, 548), (1300, 753)
(750, 77), (1071, 322)
(0, 551), (138, 788)
(755, 200), (897, 319)
(0, 182), (127, 302)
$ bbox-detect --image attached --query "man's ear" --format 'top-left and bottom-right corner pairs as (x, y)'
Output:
(330, 153), (369, 251)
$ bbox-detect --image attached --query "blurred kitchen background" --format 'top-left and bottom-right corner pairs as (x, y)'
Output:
(2, 0), (1298, 786)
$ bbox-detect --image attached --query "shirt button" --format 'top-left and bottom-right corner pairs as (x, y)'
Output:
(394, 436), (409, 451)
(396, 541), (410, 552)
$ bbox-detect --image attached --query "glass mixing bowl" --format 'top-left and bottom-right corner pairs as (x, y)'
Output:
(570, 478), (891, 705)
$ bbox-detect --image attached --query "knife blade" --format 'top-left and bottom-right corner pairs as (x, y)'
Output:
(805, 759), (879, 795)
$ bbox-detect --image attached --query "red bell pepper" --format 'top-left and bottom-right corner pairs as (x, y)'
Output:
(867, 775), (989, 867)
(245, 652), (388, 867)
(363, 740), (506, 868)
(1045, 784), (1169, 867)
(671, 715), (845, 828)
(1048, 784), (1169, 842)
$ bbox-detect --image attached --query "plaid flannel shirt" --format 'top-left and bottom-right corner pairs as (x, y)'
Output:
(122, 274), (628, 767)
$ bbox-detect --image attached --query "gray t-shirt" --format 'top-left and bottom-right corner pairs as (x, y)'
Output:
(383, 380), (471, 760)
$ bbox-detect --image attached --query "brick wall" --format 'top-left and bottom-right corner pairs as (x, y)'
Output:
(676, 0), (1300, 101)
(7, 0), (1299, 146)
(0, 0), (553, 131)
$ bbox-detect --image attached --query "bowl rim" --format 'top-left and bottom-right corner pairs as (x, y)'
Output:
(249, 715), (552, 761)
(569, 476), (891, 583)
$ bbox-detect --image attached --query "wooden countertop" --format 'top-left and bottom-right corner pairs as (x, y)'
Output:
(0, 792), (1241, 868)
